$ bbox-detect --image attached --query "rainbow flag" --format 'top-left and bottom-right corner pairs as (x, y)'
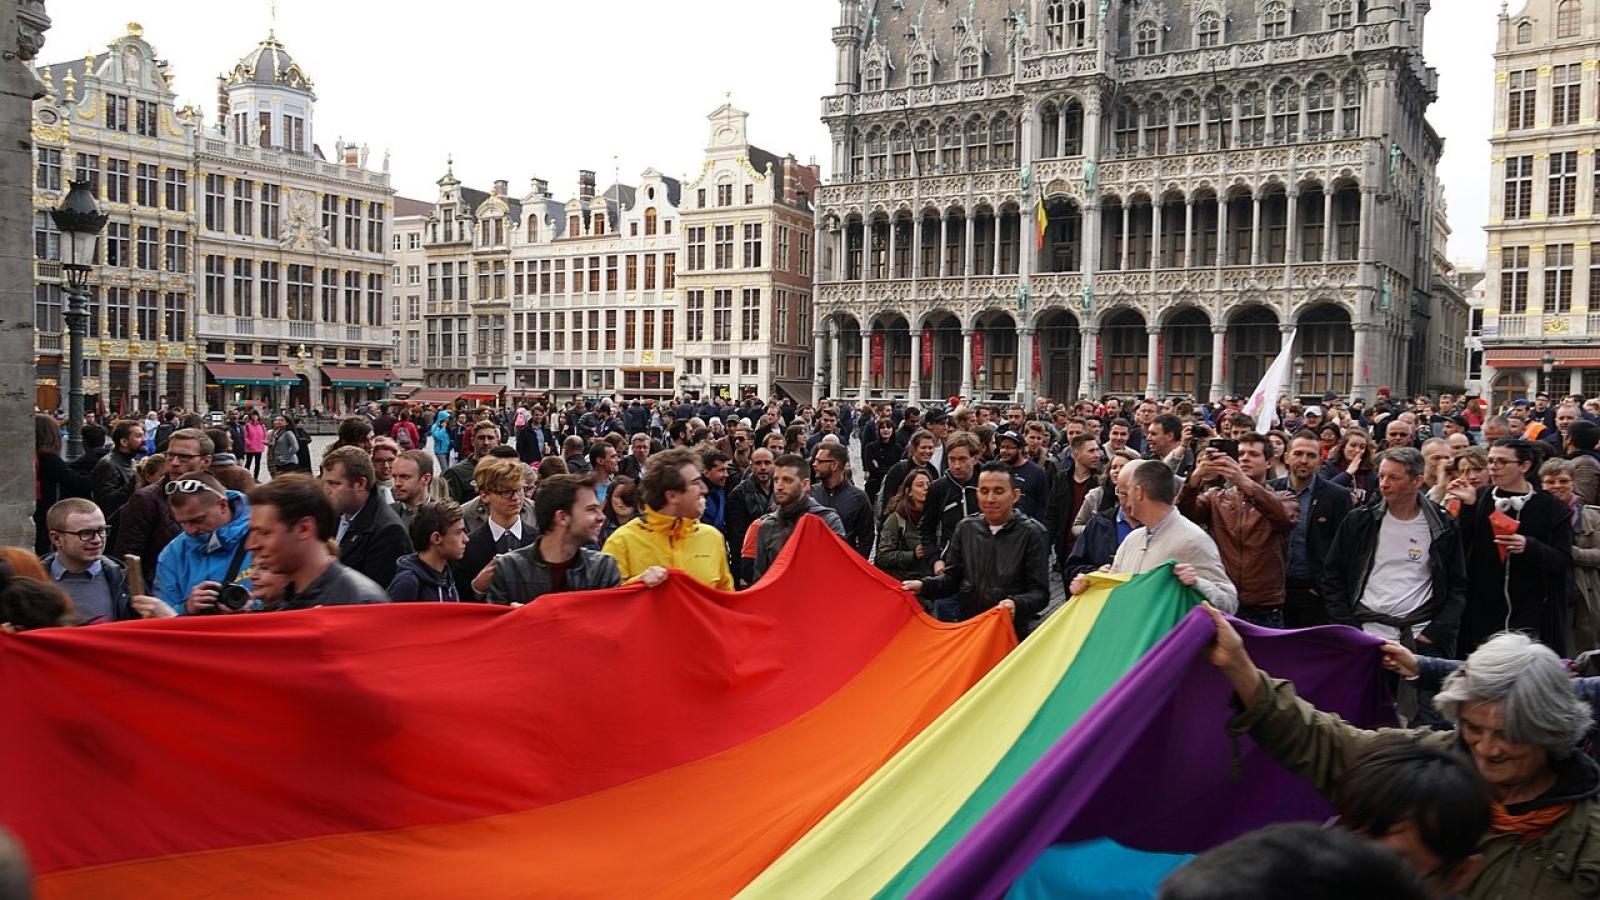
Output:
(743, 568), (1395, 899)
(0, 517), (1014, 898)
(1034, 196), (1049, 251)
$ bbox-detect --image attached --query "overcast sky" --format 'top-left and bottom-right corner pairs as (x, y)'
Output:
(45, 0), (1496, 266)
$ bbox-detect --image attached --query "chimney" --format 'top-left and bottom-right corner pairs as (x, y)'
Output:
(578, 170), (596, 201)
(529, 177), (550, 198)
(343, 143), (360, 166)
(493, 179), (508, 197)
(782, 156), (823, 205)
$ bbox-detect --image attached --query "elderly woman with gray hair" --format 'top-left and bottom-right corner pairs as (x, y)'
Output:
(1207, 604), (1600, 899)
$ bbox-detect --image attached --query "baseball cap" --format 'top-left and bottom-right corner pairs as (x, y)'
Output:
(1305, 406), (1325, 417)
(996, 430), (1024, 446)
(1322, 390), (1338, 403)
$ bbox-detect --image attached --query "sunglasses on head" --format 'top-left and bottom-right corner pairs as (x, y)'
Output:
(165, 479), (226, 499)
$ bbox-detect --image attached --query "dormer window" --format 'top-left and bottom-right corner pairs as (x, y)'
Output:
(1517, 20), (1532, 42)
(592, 212), (607, 234)
(1261, 1), (1289, 38)
(864, 60), (885, 92)
(1196, 11), (1222, 47)
(568, 214), (581, 236)
(909, 53), (930, 86)
(1326, 0), (1355, 29)
(1135, 20), (1159, 55)
(959, 46), (981, 78)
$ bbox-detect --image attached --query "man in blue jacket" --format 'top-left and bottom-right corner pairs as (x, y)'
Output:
(151, 473), (253, 615)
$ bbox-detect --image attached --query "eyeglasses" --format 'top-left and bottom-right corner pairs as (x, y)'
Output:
(166, 452), (206, 463)
(1486, 458), (1515, 468)
(165, 479), (226, 498)
(55, 527), (107, 542)
(489, 488), (526, 499)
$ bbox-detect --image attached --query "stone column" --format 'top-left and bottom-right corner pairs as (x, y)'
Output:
(812, 328), (826, 398)
(1144, 325), (1161, 398)
(912, 214), (923, 280)
(861, 224), (871, 283)
(963, 213), (976, 277)
(1183, 199), (1195, 268)
(1153, 198), (1165, 271)
(1286, 188), (1301, 265)
(1017, 326), (1034, 404)
(1216, 196), (1229, 268)
(909, 326), (922, 404)
(858, 328), (870, 402)
(887, 216), (898, 280)
(829, 322), (842, 399)
(1080, 326), (1099, 399)
(1351, 322), (1371, 401)
(813, 224), (826, 281)
(1119, 204), (1131, 270)
(1210, 325), (1227, 402)
(1322, 189), (1335, 262)
(1571, 367), (1584, 397)
(0, 0), (49, 545)
(1250, 194), (1263, 266)
(960, 327), (974, 397)
(939, 215), (949, 278)
(992, 219), (1003, 277)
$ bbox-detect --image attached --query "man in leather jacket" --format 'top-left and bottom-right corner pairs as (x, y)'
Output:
(753, 454), (845, 582)
(902, 461), (1050, 637)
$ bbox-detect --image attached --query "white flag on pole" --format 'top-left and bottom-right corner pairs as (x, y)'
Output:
(1241, 330), (1297, 434)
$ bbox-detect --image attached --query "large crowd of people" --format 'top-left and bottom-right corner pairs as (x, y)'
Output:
(17, 385), (1600, 896)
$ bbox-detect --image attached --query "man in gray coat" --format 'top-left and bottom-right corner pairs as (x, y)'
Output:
(753, 454), (846, 582)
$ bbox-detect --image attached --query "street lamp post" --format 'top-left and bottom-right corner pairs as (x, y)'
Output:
(1542, 351), (1556, 399)
(52, 181), (109, 460)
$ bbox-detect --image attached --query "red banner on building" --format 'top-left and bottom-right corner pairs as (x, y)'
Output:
(971, 331), (985, 377)
(921, 328), (934, 375)
(870, 331), (885, 377)
(1032, 335), (1042, 379)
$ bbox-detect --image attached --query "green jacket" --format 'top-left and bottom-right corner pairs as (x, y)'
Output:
(875, 510), (934, 583)
(1230, 671), (1600, 899)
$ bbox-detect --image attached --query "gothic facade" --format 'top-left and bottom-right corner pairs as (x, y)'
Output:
(814, 0), (1465, 404)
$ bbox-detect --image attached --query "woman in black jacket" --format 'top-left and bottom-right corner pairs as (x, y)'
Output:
(34, 415), (92, 553)
(862, 420), (904, 509)
(1446, 438), (1574, 657)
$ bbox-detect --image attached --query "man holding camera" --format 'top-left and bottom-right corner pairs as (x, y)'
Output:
(142, 473), (254, 615)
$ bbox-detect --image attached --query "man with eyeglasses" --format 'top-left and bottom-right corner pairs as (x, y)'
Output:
(137, 472), (253, 616)
(370, 437), (400, 506)
(810, 440), (875, 558)
(41, 498), (134, 624)
(322, 446), (411, 592)
(113, 427), (213, 593)
(455, 457), (540, 601)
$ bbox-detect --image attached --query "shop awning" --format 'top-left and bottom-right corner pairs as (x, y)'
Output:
(772, 380), (814, 405)
(1484, 348), (1600, 368)
(321, 366), (399, 388)
(406, 389), (463, 404)
(507, 391), (547, 401)
(460, 384), (506, 402)
(389, 385), (423, 399)
(205, 363), (299, 387)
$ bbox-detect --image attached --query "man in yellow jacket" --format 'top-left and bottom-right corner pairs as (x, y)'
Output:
(602, 447), (735, 591)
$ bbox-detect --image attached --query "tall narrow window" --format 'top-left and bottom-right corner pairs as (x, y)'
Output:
(1196, 12), (1222, 47)
(1549, 151), (1579, 217)
(863, 61), (884, 92)
(1174, 93), (1201, 151)
(909, 54), (930, 86)
(1239, 83), (1266, 146)
(1261, 1), (1289, 38)
(232, 179), (254, 236)
(1326, 0), (1355, 28)
(1557, 0), (1581, 38)
(1552, 64), (1582, 126)
(959, 47), (980, 79)
(1501, 246), (1530, 314)
(1506, 70), (1536, 130)
(741, 289), (761, 342)
(1503, 156), (1533, 219)
(1065, 0), (1086, 46)
(35, 147), (61, 191)
(1045, 0), (1066, 48)
(1339, 73), (1362, 136)
(1135, 20), (1158, 55)
(1270, 80), (1300, 143)
(1144, 96), (1169, 154)
(1545, 244), (1575, 313)
(1305, 76), (1335, 139)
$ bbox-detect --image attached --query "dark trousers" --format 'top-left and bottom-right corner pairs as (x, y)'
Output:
(1283, 581), (1329, 628)
(1237, 605), (1286, 630)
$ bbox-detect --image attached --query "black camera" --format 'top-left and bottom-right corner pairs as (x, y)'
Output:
(215, 581), (252, 612)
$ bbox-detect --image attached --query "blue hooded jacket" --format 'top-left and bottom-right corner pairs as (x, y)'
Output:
(431, 411), (453, 454)
(154, 491), (253, 613)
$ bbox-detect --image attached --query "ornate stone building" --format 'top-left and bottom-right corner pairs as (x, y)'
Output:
(507, 168), (684, 403)
(814, 0), (1462, 405)
(676, 102), (821, 402)
(31, 24), (198, 414)
(1480, 0), (1600, 405)
(387, 195), (433, 391)
(194, 31), (395, 413)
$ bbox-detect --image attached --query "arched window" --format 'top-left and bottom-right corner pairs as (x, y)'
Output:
(1174, 92), (1201, 151)
(865, 128), (887, 176)
(851, 128), (867, 176)
(864, 60), (884, 92)
(1144, 95), (1170, 154)
(991, 113), (1016, 164)
(1114, 99), (1140, 154)
(909, 53), (931, 86)
(1270, 79), (1300, 143)
(914, 120), (935, 172)
(1262, 1), (1290, 38)
(1239, 83), (1265, 146)
(1305, 75), (1335, 138)
(959, 46), (981, 79)
(1135, 20), (1159, 55)
(644, 207), (658, 236)
(1066, 0), (1087, 46)
(965, 116), (990, 167)
(889, 126), (911, 175)
(1205, 87), (1231, 149)
(938, 118), (960, 170)
(1196, 11), (1222, 46)
(1558, 0), (1581, 38)
(1517, 20), (1532, 43)
(1046, 0), (1066, 48)
(1326, 0), (1355, 28)
(527, 216), (539, 241)
(1339, 72), (1362, 136)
